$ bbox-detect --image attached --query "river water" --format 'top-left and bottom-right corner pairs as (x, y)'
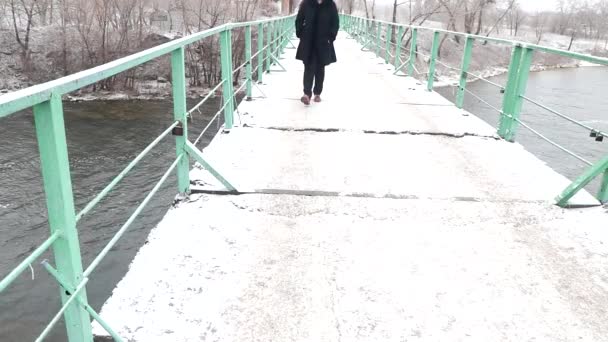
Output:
(0, 98), (223, 341)
(1, 67), (608, 341)
(437, 66), (608, 194)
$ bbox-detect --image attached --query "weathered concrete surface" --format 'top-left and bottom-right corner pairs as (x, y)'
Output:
(94, 34), (608, 341)
(94, 194), (608, 341)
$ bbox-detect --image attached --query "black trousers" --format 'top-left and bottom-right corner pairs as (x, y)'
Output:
(303, 55), (325, 97)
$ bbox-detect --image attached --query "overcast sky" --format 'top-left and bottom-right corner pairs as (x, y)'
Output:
(519, 0), (558, 12)
(372, 0), (559, 13)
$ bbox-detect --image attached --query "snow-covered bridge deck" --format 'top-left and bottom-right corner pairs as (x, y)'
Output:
(94, 34), (608, 341)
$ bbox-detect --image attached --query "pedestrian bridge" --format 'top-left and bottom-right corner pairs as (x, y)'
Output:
(1, 14), (608, 342)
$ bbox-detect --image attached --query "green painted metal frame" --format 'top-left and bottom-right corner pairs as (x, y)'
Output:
(385, 24), (392, 64)
(0, 14), (295, 342)
(340, 14), (608, 207)
(185, 141), (237, 191)
(556, 156), (608, 207)
(220, 29), (235, 130)
(394, 26), (404, 70)
(43, 261), (124, 342)
(427, 31), (440, 91)
(257, 23), (264, 83)
(245, 26), (253, 99)
(265, 22), (272, 72)
(456, 36), (474, 109)
(33, 93), (93, 341)
(408, 28), (418, 77)
(499, 46), (534, 142)
(171, 47), (190, 194)
(376, 22), (381, 56)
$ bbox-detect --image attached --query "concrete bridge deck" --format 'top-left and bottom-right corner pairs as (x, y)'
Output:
(94, 34), (608, 341)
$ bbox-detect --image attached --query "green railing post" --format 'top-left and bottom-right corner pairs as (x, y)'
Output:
(265, 22), (271, 72)
(499, 45), (523, 139)
(394, 26), (404, 69)
(282, 19), (289, 51)
(599, 170), (608, 203)
(280, 19), (284, 48)
(499, 45), (533, 142)
(171, 47), (190, 194)
(365, 19), (374, 51)
(375, 22), (381, 56)
(385, 23), (392, 63)
(456, 36), (474, 109)
(408, 28), (418, 76)
(257, 23), (264, 83)
(427, 31), (440, 91)
(220, 28), (235, 129)
(33, 93), (93, 342)
(245, 25), (253, 100)
(271, 21), (277, 64)
(556, 156), (608, 207)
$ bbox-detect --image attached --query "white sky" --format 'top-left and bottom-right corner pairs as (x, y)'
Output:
(519, 0), (558, 12)
(372, 0), (560, 13)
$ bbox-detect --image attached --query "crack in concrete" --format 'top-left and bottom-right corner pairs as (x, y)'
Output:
(247, 126), (499, 140)
(190, 188), (557, 206)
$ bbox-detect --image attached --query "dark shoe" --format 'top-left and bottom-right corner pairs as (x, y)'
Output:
(314, 95), (321, 103)
(301, 95), (311, 105)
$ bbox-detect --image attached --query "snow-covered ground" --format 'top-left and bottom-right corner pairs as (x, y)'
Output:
(93, 34), (608, 342)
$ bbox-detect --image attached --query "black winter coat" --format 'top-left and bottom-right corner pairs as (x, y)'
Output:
(295, 0), (339, 66)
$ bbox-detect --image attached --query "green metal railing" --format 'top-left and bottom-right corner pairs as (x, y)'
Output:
(0, 14), (295, 342)
(342, 14), (608, 208)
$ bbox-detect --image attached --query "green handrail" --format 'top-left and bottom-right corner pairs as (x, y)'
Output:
(342, 14), (608, 207)
(0, 14), (295, 342)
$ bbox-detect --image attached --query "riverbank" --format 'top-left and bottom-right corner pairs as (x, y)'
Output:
(433, 60), (600, 88)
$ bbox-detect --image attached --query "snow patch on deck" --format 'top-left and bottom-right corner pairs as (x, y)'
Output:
(93, 33), (608, 341)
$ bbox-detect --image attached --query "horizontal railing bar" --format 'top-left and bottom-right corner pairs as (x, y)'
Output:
(355, 17), (528, 46)
(0, 15), (295, 118)
(83, 154), (183, 278)
(236, 27), (293, 71)
(233, 81), (248, 95)
(75, 121), (179, 222)
(187, 81), (225, 116)
(520, 94), (607, 135)
(463, 88), (503, 114)
(252, 64), (262, 77)
(0, 230), (61, 293)
(415, 50), (431, 59)
(393, 57), (411, 74)
(435, 59), (460, 72)
(250, 45), (269, 61)
(231, 15), (295, 29)
(465, 71), (505, 90)
(42, 261), (124, 342)
(233, 61), (248, 75)
(412, 64), (425, 75)
(530, 44), (608, 66)
(0, 25), (227, 117)
(514, 117), (593, 166)
(350, 15), (608, 65)
(193, 110), (223, 146)
(192, 80), (248, 145)
(35, 277), (89, 342)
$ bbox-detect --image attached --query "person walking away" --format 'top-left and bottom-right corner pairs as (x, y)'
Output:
(295, 0), (339, 105)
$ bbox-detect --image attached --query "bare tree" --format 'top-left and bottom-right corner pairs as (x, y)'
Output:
(361, 0), (376, 19)
(9, 0), (37, 72)
(532, 11), (547, 44)
(340, 0), (355, 14)
(484, 0), (515, 37)
(506, 1), (525, 36)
